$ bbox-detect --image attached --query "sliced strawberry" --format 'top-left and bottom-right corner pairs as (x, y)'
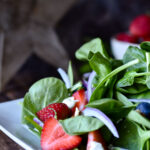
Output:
(87, 130), (107, 150)
(41, 118), (82, 150)
(116, 33), (138, 43)
(36, 103), (70, 122)
(129, 14), (150, 37)
(72, 89), (87, 112)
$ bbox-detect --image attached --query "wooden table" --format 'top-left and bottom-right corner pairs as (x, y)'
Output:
(0, 54), (59, 149)
(0, 131), (24, 150)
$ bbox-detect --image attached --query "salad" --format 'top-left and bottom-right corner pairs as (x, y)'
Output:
(22, 38), (150, 150)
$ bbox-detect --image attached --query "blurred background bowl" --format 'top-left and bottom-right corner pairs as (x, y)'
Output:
(111, 37), (139, 59)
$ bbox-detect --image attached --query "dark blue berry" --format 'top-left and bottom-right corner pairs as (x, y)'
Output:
(136, 102), (150, 119)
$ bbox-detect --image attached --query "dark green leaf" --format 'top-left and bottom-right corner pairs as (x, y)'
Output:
(90, 59), (139, 101)
(140, 41), (150, 52)
(117, 84), (148, 94)
(86, 98), (134, 120)
(123, 46), (146, 72)
(113, 119), (150, 150)
(89, 52), (111, 78)
(128, 90), (150, 99)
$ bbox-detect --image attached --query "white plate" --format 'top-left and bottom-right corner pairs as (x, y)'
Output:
(0, 99), (41, 150)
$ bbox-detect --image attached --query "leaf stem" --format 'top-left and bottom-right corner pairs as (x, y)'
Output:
(97, 59), (139, 87)
(90, 59), (139, 100)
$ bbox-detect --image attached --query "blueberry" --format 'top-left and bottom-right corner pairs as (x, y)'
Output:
(136, 102), (150, 119)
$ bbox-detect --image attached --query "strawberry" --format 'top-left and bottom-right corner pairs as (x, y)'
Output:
(87, 130), (107, 150)
(116, 33), (138, 43)
(143, 36), (150, 41)
(41, 118), (82, 150)
(129, 14), (150, 37)
(36, 103), (70, 122)
(72, 89), (87, 112)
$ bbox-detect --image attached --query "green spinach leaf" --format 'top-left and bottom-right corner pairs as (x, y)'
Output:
(140, 41), (150, 52)
(146, 52), (150, 89)
(127, 110), (150, 128)
(117, 84), (148, 94)
(113, 119), (150, 150)
(123, 46), (146, 72)
(128, 90), (150, 99)
(116, 92), (133, 106)
(86, 98), (134, 120)
(90, 59), (139, 101)
(68, 61), (73, 86)
(22, 77), (68, 130)
(59, 116), (104, 135)
(75, 38), (109, 61)
(89, 52), (111, 78)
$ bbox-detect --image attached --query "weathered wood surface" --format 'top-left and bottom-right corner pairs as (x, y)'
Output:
(0, 131), (24, 150)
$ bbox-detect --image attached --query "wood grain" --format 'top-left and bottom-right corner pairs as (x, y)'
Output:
(0, 131), (24, 150)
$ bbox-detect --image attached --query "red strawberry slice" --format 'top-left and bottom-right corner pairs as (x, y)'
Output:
(41, 118), (82, 150)
(72, 89), (87, 112)
(37, 103), (71, 122)
(129, 14), (150, 37)
(116, 33), (138, 43)
(87, 130), (107, 150)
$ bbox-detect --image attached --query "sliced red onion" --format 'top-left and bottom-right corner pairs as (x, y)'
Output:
(82, 79), (88, 88)
(83, 72), (91, 79)
(57, 68), (71, 89)
(129, 99), (150, 103)
(82, 107), (119, 138)
(33, 118), (44, 128)
(87, 71), (96, 101)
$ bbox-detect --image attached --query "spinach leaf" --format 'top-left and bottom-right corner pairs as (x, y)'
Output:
(117, 84), (148, 94)
(128, 90), (150, 99)
(127, 110), (150, 128)
(116, 71), (137, 88)
(86, 98), (123, 112)
(28, 77), (68, 111)
(116, 71), (150, 88)
(116, 91), (133, 106)
(59, 116), (104, 135)
(107, 76), (117, 98)
(146, 52), (150, 89)
(140, 41), (150, 52)
(75, 38), (109, 61)
(113, 119), (150, 150)
(68, 61), (73, 86)
(89, 52), (111, 78)
(134, 76), (146, 85)
(90, 59), (139, 101)
(86, 98), (134, 120)
(123, 46), (146, 72)
(22, 77), (68, 125)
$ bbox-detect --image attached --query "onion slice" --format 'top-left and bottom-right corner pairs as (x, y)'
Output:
(82, 107), (119, 138)
(83, 72), (91, 79)
(129, 99), (150, 103)
(87, 71), (96, 101)
(57, 68), (71, 89)
(82, 79), (88, 88)
(33, 118), (44, 127)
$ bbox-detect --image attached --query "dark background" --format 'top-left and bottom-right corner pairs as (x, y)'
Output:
(0, 0), (150, 102)
(0, 0), (150, 148)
